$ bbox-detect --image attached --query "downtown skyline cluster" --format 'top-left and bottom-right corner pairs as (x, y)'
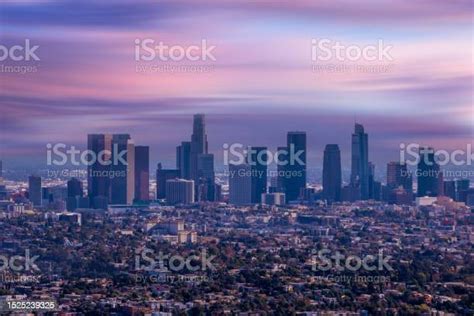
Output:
(18, 113), (471, 210)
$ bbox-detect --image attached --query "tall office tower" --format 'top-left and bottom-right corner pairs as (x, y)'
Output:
(249, 147), (268, 204)
(177, 141), (191, 179)
(28, 175), (42, 206)
(387, 162), (412, 190)
(134, 146), (149, 202)
(285, 132), (307, 202)
(197, 153), (215, 201)
(214, 183), (222, 202)
(67, 178), (83, 197)
(0, 160), (2, 178)
(190, 114), (208, 182)
(456, 179), (470, 202)
(350, 123), (369, 200)
(110, 134), (135, 204)
(443, 180), (456, 199)
(417, 147), (440, 197)
(276, 146), (288, 193)
(368, 162), (376, 199)
(229, 163), (252, 205)
(67, 178), (83, 211)
(87, 134), (112, 207)
(156, 163), (180, 199)
(166, 179), (195, 205)
(322, 144), (342, 203)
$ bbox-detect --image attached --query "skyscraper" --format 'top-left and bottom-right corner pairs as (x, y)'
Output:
(67, 178), (83, 197)
(190, 114), (208, 182)
(67, 177), (84, 211)
(387, 161), (412, 191)
(166, 179), (195, 205)
(197, 153), (215, 201)
(285, 132), (306, 202)
(322, 144), (341, 203)
(455, 179), (470, 202)
(110, 134), (135, 204)
(229, 163), (252, 205)
(276, 146), (288, 193)
(443, 180), (456, 199)
(87, 134), (112, 207)
(177, 141), (191, 179)
(417, 147), (440, 197)
(350, 123), (369, 200)
(156, 163), (180, 199)
(249, 146), (268, 204)
(134, 145), (149, 202)
(28, 175), (42, 206)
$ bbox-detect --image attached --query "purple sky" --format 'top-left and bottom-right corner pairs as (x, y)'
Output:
(0, 0), (473, 172)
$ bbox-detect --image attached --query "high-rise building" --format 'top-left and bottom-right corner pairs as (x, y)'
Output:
(197, 153), (215, 201)
(322, 144), (341, 203)
(87, 134), (112, 207)
(166, 179), (195, 205)
(110, 134), (135, 204)
(67, 178), (84, 211)
(443, 180), (456, 200)
(368, 162), (376, 199)
(276, 146), (288, 193)
(350, 123), (369, 200)
(417, 147), (439, 197)
(229, 163), (252, 205)
(249, 147), (268, 204)
(156, 163), (180, 199)
(177, 141), (191, 179)
(456, 179), (470, 202)
(28, 175), (42, 206)
(190, 114), (208, 182)
(285, 132), (306, 201)
(67, 178), (83, 197)
(134, 146), (149, 202)
(387, 161), (412, 191)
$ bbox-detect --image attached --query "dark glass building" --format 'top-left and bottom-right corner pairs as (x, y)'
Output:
(134, 145), (149, 202)
(285, 132), (306, 202)
(249, 146), (268, 204)
(322, 144), (341, 203)
(190, 114), (208, 182)
(156, 163), (180, 199)
(417, 147), (440, 197)
(350, 123), (369, 200)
